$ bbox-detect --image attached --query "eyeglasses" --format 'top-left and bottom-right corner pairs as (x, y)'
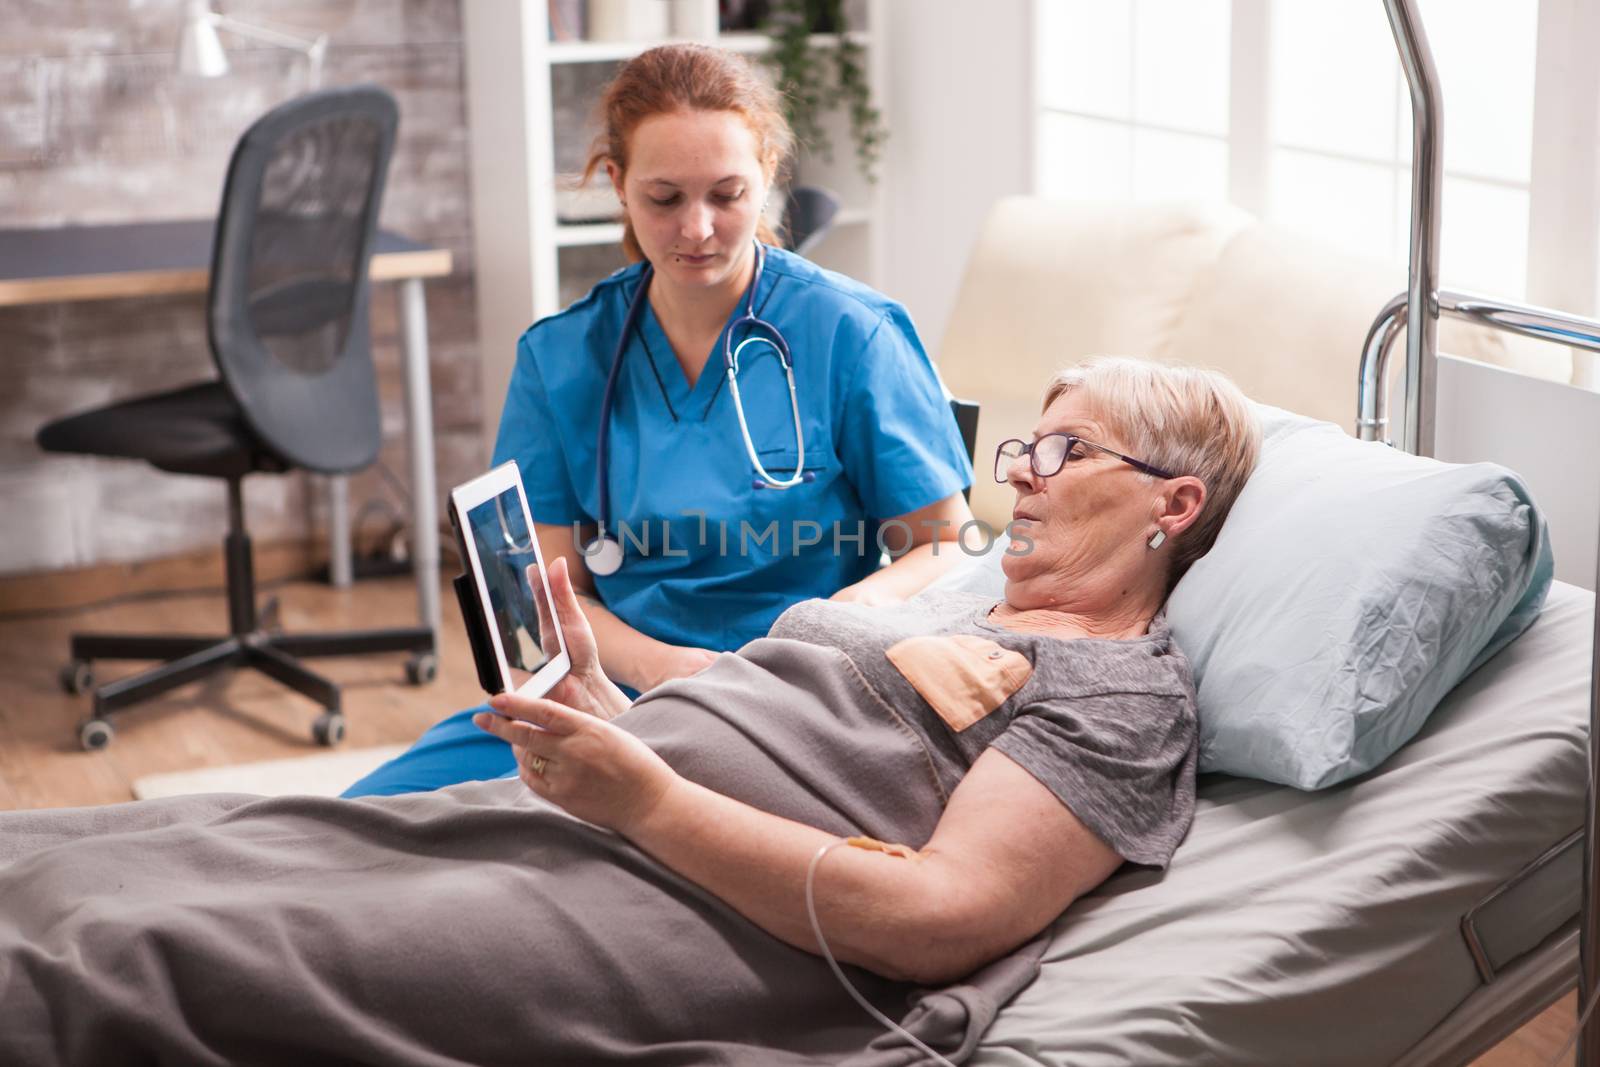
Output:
(994, 433), (1177, 484)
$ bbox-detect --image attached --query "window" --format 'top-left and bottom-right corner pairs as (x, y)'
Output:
(1035, 0), (1229, 204)
(1268, 0), (1536, 296)
(1033, 0), (1595, 357)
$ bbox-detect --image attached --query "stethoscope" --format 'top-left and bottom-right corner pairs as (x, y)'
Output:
(584, 241), (811, 577)
(494, 494), (535, 553)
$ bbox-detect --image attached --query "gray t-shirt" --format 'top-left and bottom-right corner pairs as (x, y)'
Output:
(761, 589), (1199, 867)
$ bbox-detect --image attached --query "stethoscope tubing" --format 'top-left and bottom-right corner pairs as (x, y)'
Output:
(588, 241), (809, 574)
(727, 332), (806, 489)
(595, 257), (656, 540)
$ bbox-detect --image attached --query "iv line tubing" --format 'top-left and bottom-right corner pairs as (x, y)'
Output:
(805, 840), (959, 1067)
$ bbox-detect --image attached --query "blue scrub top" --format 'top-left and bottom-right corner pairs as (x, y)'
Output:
(492, 245), (973, 654)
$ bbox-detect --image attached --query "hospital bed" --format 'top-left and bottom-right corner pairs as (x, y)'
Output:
(938, 3), (1597, 1063)
(967, 584), (1586, 1065)
(13, 5), (1589, 1063)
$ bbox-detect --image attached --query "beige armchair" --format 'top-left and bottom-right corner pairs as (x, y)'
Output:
(938, 197), (1570, 530)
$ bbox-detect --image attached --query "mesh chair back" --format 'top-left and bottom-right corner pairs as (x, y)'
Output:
(208, 85), (399, 474)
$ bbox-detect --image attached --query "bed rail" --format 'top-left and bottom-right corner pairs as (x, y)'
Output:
(1462, 828), (1585, 985)
(1377, 2), (1600, 1062)
(1356, 291), (1600, 445)
(1381, 0), (1442, 459)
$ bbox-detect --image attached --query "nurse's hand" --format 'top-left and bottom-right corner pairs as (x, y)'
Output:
(643, 646), (719, 692)
(474, 695), (676, 836)
(527, 556), (631, 721)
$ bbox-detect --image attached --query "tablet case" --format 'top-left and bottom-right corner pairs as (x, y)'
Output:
(449, 502), (507, 696)
(453, 573), (504, 695)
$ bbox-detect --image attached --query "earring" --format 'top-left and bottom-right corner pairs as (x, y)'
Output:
(1147, 529), (1166, 550)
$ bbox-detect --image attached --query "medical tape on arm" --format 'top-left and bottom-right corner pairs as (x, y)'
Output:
(844, 836), (921, 861)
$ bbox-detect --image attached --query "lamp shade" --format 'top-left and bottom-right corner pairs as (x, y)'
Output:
(177, 3), (229, 78)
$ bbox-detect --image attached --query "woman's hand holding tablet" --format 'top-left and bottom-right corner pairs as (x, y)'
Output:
(449, 461), (574, 701)
(450, 460), (634, 723)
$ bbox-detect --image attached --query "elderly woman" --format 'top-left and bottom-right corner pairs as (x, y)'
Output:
(0, 357), (1258, 1067)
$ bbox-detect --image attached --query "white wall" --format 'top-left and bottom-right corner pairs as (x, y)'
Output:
(1435, 355), (1600, 590)
(881, 0), (1033, 360)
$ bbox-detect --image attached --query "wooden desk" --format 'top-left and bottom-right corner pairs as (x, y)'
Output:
(0, 219), (452, 639)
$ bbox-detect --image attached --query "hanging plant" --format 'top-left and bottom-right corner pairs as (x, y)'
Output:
(760, 0), (887, 183)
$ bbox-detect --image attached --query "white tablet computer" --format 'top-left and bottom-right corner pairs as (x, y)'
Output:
(447, 461), (571, 699)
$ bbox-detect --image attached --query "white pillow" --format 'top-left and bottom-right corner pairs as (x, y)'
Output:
(924, 531), (1012, 597)
(925, 405), (1552, 790)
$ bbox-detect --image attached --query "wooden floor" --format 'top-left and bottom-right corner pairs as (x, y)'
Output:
(1474, 993), (1577, 1066)
(0, 573), (484, 810)
(0, 573), (1580, 1063)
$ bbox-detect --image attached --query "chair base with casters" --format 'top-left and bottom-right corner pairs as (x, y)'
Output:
(37, 86), (435, 752)
(39, 382), (437, 752)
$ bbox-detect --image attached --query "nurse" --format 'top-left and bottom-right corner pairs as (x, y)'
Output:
(345, 43), (973, 797)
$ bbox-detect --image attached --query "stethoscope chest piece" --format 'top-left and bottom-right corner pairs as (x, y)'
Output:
(583, 533), (625, 577)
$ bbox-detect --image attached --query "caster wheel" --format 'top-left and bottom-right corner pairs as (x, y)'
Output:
(78, 718), (114, 752)
(405, 652), (438, 686)
(258, 595), (282, 635)
(312, 712), (347, 747)
(60, 661), (94, 695)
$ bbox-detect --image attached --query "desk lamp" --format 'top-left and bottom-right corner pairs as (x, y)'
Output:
(176, 0), (329, 89)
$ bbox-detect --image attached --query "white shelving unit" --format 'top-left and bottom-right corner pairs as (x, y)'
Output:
(462, 0), (888, 461)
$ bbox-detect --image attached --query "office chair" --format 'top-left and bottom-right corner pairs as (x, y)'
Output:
(36, 85), (434, 752)
(949, 398), (980, 502)
(782, 185), (842, 258)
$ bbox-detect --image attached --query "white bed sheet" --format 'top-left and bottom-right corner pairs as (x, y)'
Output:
(974, 581), (1592, 1066)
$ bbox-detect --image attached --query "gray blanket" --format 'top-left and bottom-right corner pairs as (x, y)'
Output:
(0, 643), (1045, 1066)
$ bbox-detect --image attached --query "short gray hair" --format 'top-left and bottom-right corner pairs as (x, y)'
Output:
(1042, 356), (1261, 589)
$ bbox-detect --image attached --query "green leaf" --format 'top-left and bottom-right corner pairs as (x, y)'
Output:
(758, 0), (887, 182)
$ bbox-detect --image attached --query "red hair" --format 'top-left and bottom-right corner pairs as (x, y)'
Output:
(582, 44), (795, 262)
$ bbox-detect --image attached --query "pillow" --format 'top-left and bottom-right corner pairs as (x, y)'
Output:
(924, 531), (1013, 597)
(924, 404), (1552, 790)
(1169, 405), (1550, 788)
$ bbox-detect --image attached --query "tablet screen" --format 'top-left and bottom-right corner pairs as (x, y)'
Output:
(463, 487), (562, 691)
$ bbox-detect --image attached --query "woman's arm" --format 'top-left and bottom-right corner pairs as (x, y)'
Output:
(535, 522), (718, 692)
(475, 696), (1120, 986)
(630, 744), (1121, 983)
(831, 492), (975, 607)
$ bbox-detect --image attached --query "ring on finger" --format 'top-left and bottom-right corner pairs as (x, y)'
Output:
(528, 754), (548, 776)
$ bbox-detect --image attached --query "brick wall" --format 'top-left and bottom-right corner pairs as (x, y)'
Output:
(0, 0), (482, 577)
